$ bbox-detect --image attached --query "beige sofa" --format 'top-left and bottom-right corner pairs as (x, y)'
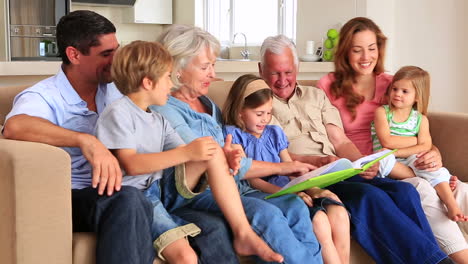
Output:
(1, 81), (468, 264)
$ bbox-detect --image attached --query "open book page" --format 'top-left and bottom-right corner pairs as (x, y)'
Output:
(281, 158), (354, 190)
(351, 149), (395, 170)
(265, 149), (397, 199)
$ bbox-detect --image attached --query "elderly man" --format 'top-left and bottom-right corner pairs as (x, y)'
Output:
(257, 35), (453, 264)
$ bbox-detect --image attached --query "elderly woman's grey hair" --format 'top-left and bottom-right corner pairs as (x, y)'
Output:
(157, 24), (220, 89)
(259, 35), (298, 70)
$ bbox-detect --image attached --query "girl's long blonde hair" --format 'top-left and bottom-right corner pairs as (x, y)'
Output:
(332, 17), (387, 119)
(389, 66), (430, 115)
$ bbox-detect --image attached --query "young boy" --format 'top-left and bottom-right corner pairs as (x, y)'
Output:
(94, 41), (283, 263)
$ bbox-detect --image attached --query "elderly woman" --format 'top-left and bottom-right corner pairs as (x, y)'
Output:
(317, 16), (468, 263)
(150, 24), (323, 263)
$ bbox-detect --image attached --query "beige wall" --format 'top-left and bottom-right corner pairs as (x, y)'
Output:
(391, 0), (467, 113)
(296, 0), (361, 58)
(71, 4), (164, 45)
(297, 0), (467, 113)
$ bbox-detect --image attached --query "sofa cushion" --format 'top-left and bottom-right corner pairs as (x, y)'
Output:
(0, 85), (29, 126)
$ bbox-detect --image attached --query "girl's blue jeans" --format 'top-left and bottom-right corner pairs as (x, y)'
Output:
(187, 188), (323, 264)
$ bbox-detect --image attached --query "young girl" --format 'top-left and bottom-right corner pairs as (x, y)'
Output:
(223, 74), (351, 264)
(372, 65), (468, 222)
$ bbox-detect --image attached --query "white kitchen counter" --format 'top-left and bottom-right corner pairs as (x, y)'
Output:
(0, 60), (334, 87)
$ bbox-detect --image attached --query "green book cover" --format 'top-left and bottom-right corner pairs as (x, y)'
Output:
(265, 149), (397, 199)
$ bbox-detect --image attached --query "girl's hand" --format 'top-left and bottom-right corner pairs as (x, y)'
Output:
(297, 192), (313, 207)
(223, 134), (242, 175)
(414, 149), (442, 172)
(281, 161), (316, 176)
(305, 187), (341, 203)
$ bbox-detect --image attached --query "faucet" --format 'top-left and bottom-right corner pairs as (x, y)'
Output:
(233, 32), (250, 60)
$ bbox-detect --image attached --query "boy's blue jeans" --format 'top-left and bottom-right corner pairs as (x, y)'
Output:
(186, 188), (323, 264)
(143, 166), (202, 260)
(327, 176), (447, 264)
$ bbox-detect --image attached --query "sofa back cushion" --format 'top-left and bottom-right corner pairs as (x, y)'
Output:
(0, 85), (29, 127)
(207, 80), (317, 109)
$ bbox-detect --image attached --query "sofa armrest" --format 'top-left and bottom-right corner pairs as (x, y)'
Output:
(428, 112), (468, 182)
(0, 139), (73, 264)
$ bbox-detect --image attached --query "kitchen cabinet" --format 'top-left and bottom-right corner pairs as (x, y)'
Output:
(122, 0), (172, 24)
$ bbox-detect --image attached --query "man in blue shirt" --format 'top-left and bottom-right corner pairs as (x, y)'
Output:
(3, 11), (155, 264)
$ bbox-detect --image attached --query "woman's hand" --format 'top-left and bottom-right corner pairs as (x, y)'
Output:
(450, 175), (459, 191)
(360, 162), (379, 180)
(223, 134), (243, 175)
(414, 149), (442, 171)
(305, 187), (341, 202)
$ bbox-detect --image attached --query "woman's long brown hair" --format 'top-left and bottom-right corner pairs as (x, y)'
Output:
(331, 17), (387, 119)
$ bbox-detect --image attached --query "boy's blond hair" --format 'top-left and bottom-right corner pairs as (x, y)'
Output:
(390, 66), (430, 115)
(111, 41), (173, 95)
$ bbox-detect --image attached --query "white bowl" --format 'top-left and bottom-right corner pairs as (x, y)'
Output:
(300, 54), (321, 62)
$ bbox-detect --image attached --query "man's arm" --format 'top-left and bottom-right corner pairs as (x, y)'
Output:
(289, 153), (339, 167)
(325, 123), (362, 161)
(325, 123), (379, 179)
(244, 160), (315, 180)
(113, 136), (218, 176)
(4, 114), (122, 196)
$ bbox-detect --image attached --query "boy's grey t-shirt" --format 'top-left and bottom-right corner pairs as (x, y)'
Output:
(95, 96), (184, 190)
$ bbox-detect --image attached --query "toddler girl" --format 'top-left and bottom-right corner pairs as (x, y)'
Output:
(223, 74), (350, 264)
(372, 65), (467, 222)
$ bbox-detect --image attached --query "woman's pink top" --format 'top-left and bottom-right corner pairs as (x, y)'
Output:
(317, 72), (393, 155)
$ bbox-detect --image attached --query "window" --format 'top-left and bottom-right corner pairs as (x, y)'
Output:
(204, 0), (297, 45)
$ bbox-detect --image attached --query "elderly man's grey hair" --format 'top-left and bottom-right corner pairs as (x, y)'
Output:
(259, 35), (298, 70)
(157, 24), (220, 89)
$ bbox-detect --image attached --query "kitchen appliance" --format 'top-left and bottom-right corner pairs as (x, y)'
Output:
(71, 0), (135, 6)
(8, 0), (69, 61)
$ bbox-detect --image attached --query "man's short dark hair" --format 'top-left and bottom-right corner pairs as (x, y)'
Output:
(56, 10), (116, 64)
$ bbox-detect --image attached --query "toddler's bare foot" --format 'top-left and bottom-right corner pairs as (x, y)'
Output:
(447, 206), (468, 222)
(233, 230), (283, 263)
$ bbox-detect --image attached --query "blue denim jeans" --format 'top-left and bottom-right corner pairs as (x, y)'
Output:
(187, 189), (323, 264)
(327, 176), (447, 264)
(72, 186), (155, 264)
(172, 207), (240, 264)
(143, 167), (203, 258)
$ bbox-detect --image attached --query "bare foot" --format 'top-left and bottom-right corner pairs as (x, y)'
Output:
(447, 206), (468, 222)
(233, 230), (284, 263)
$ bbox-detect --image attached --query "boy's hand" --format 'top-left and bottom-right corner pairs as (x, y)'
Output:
(185, 136), (218, 161)
(223, 134), (242, 175)
(305, 187), (341, 203)
(281, 161), (316, 176)
(80, 135), (122, 196)
(297, 192), (313, 207)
